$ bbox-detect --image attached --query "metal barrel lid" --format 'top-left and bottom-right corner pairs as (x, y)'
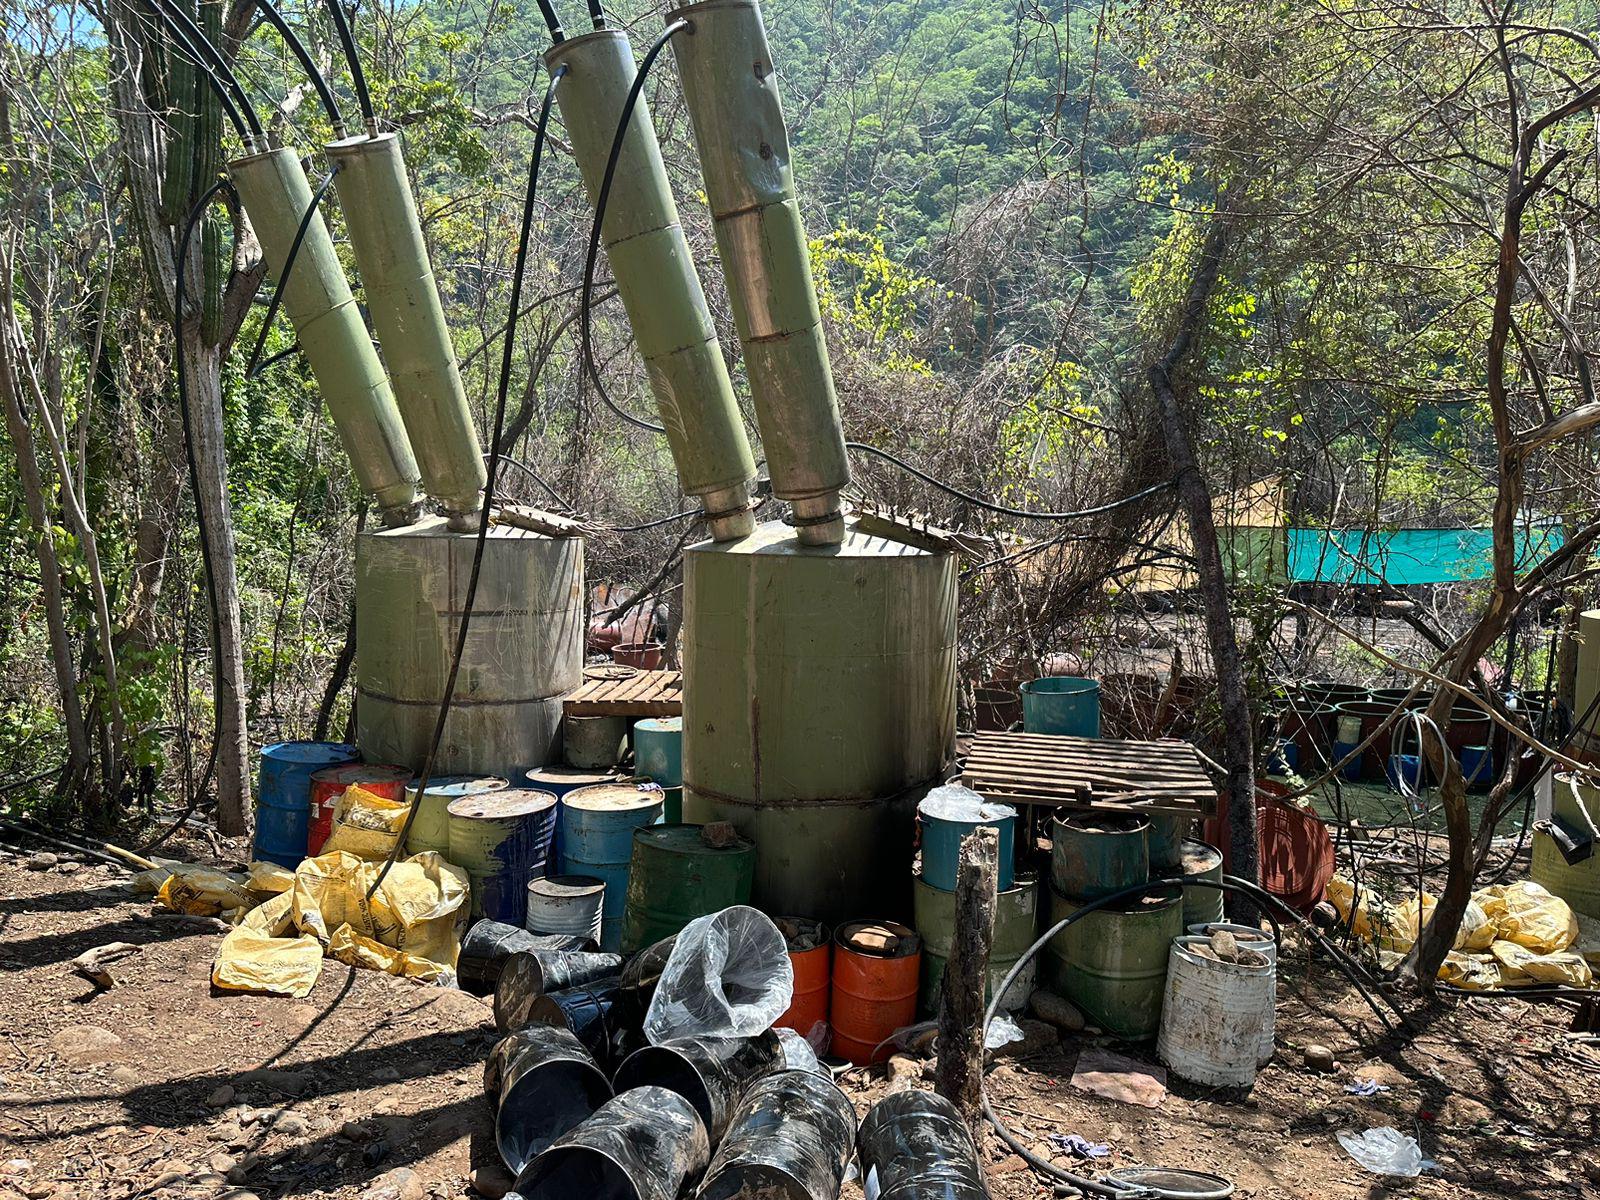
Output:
(261, 741), (358, 764)
(564, 780), (667, 813)
(407, 774), (508, 800)
(530, 874), (607, 900)
(633, 717), (683, 734)
(310, 761), (411, 785)
(1103, 1166), (1234, 1199)
(447, 787), (558, 820)
(521, 765), (617, 789)
(631, 823), (752, 855)
(836, 920), (920, 960)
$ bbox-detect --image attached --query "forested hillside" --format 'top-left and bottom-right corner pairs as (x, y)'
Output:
(3, 0), (1598, 849)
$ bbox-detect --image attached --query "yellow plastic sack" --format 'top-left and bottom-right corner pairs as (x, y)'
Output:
(155, 864), (258, 920)
(246, 860), (296, 896)
(328, 923), (449, 983)
(1394, 893), (1495, 953)
(1490, 939), (1593, 987)
(1438, 951), (1501, 990)
(1477, 881), (1578, 953)
(212, 925), (324, 998)
(367, 852), (470, 972)
(320, 785), (412, 862)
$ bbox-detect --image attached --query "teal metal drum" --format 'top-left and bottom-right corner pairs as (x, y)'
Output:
(447, 788), (558, 925)
(1179, 839), (1225, 928)
(1147, 814), (1190, 874)
(1043, 885), (1182, 1039)
(559, 781), (668, 950)
(913, 871), (1037, 1015)
(255, 742), (359, 868)
(405, 775), (508, 859)
(1051, 812), (1150, 901)
(633, 717), (683, 788)
(1020, 676), (1101, 737)
(619, 823), (756, 953)
(917, 788), (1016, 892)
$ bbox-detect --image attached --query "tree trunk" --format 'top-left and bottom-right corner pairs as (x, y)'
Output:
(127, 409), (186, 650)
(182, 336), (252, 837)
(1148, 216), (1260, 907)
(935, 825), (998, 1130)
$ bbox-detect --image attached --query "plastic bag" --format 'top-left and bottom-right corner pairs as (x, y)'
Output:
(212, 925), (324, 998)
(320, 784), (412, 862)
(1337, 1127), (1434, 1177)
(643, 906), (794, 1044)
(1476, 881), (1577, 953)
(1438, 951), (1501, 991)
(1489, 939), (1593, 987)
(775, 1026), (826, 1074)
(917, 784), (1015, 825)
(986, 1013), (1026, 1050)
(245, 860), (296, 896)
(155, 863), (257, 921)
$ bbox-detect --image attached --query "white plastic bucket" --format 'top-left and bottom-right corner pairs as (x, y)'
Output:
(1184, 924), (1276, 1062)
(1158, 935), (1275, 1086)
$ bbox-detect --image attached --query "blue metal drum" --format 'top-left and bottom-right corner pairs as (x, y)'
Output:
(255, 741), (359, 868)
(917, 790), (1016, 893)
(559, 781), (667, 950)
(633, 718), (683, 788)
(447, 788), (559, 926)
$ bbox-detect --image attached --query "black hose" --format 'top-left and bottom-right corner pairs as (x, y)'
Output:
(978, 874), (1411, 1195)
(847, 441), (1177, 521)
(140, 0), (261, 143)
(251, 0), (346, 135)
(483, 451), (573, 513)
(578, 21), (686, 437)
(609, 508), (698, 532)
(322, 0), (376, 133)
(243, 164), (340, 379)
(173, 179), (240, 813)
(369, 65), (567, 897)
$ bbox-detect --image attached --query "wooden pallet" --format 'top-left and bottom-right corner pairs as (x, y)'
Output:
(961, 731), (1216, 817)
(563, 668), (682, 718)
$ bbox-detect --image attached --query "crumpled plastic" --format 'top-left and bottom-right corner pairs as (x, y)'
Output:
(154, 863), (258, 922)
(211, 850), (469, 997)
(319, 784), (412, 862)
(1328, 873), (1588, 987)
(643, 906), (793, 1044)
(1048, 1133), (1111, 1160)
(1477, 881), (1577, 953)
(918, 783), (1016, 825)
(1337, 1126), (1436, 1177)
(245, 860), (296, 896)
(775, 1026), (826, 1074)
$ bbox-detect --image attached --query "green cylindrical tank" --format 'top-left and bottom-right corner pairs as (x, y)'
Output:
(681, 517), (956, 920)
(1532, 775), (1600, 918)
(324, 132), (487, 523)
(227, 148), (421, 524)
(913, 872), (1038, 1016)
(669, 0), (850, 546)
(619, 823), (756, 953)
(1043, 885), (1182, 1040)
(1574, 610), (1600, 747)
(355, 517), (583, 776)
(544, 29), (757, 542)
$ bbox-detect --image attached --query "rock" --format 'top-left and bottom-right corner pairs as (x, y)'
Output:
(50, 1026), (125, 1066)
(1029, 989), (1086, 1032)
(1441, 1093), (1493, 1127)
(25, 853), (58, 871)
(206, 1085), (235, 1108)
(216, 1191), (260, 1200)
(19, 1183), (51, 1200)
(468, 1164), (515, 1200)
(986, 1155), (1030, 1177)
(144, 1171), (185, 1191)
(207, 1123), (243, 1145)
(106, 1065), (140, 1091)
(0, 1162), (30, 1178)
(227, 1166), (249, 1185)
(700, 822), (741, 849)
(190, 1173), (227, 1189)
(362, 1167), (424, 1200)
(1303, 1044), (1337, 1073)
(341, 1119), (376, 1143)
(208, 1153), (237, 1175)
(273, 1113), (308, 1137)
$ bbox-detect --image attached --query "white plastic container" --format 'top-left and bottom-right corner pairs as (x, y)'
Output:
(1157, 935), (1275, 1086)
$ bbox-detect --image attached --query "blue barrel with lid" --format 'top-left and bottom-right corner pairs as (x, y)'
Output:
(633, 717), (683, 788)
(559, 781), (667, 950)
(917, 785), (1015, 892)
(255, 741), (360, 868)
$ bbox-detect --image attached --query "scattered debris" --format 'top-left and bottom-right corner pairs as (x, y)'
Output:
(69, 941), (140, 991)
(1337, 1126), (1436, 1177)
(1069, 1046), (1168, 1108)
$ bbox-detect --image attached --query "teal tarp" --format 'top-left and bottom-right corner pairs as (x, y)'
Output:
(1287, 525), (1564, 585)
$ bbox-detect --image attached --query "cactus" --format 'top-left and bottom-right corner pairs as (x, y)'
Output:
(195, 0), (225, 343)
(157, 0), (199, 227)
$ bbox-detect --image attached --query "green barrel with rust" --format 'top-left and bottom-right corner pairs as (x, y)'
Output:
(913, 871), (1038, 1016)
(619, 823), (756, 953)
(1043, 885), (1181, 1039)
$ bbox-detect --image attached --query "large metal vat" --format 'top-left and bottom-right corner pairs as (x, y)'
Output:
(681, 518), (956, 920)
(354, 518), (582, 776)
(1532, 774), (1600, 918)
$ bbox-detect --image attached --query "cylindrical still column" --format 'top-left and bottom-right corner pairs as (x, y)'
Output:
(669, 0), (850, 546)
(546, 29), (757, 542)
(325, 132), (488, 526)
(229, 148), (422, 526)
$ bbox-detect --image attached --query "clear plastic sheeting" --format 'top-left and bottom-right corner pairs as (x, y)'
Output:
(776, 1027), (825, 1075)
(1337, 1127), (1435, 1177)
(917, 783), (1015, 825)
(643, 906), (794, 1044)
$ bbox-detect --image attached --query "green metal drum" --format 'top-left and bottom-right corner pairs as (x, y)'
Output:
(404, 775), (508, 859)
(1050, 813), (1151, 901)
(912, 872), (1038, 1016)
(1147, 814), (1190, 874)
(1532, 775), (1600, 918)
(619, 823), (756, 953)
(1043, 885), (1182, 1040)
(1179, 839), (1225, 928)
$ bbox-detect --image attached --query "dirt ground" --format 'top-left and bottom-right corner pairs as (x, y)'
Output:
(0, 844), (1596, 1200)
